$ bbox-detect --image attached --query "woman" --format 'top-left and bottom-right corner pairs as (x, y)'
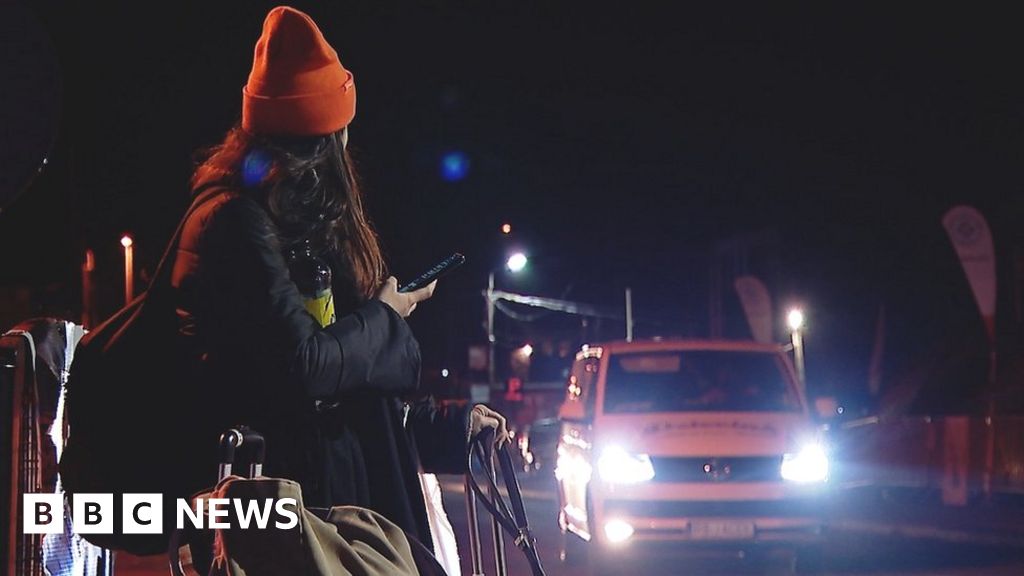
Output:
(171, 5), (507, 558)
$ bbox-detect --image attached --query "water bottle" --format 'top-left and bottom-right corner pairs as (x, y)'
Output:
(287, 239), (336, 328)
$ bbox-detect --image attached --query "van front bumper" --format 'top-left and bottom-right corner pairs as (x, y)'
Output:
(590, 483), (827, 545)
(598, 498), (824, 543)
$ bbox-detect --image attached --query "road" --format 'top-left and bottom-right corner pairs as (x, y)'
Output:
(115, 474), (1024, 576)
(436, 474), (1024, 576)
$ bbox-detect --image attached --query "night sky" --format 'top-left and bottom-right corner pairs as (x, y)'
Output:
(4, 1), (1023, 412)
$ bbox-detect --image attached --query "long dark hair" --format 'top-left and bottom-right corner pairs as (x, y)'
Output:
(191, 124), (386, 301)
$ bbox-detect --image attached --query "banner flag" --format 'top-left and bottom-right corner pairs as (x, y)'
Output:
(942, 205), (996, 343)
(734, 276), (773, 343)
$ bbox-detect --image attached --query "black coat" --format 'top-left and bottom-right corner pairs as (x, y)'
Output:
(171, 184), (469, 549)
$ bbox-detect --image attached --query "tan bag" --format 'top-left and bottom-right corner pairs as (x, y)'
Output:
(174, 476), (440, 576)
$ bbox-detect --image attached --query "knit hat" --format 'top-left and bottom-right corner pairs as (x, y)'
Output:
(242, 6), (356, 136)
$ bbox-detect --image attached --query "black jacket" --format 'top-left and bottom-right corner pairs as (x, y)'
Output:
(171, 184), (469, 549)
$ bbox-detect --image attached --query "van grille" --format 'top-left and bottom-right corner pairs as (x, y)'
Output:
(604, 498), (820, 518)
(649, 456), (782, 483)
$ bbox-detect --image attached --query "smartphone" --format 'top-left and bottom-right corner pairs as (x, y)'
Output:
(398, 252), (466, 293)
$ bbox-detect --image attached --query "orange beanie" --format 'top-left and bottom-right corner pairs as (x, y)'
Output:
(242, 6), (356, 136)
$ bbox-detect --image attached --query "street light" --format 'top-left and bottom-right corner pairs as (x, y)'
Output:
(787, 309), (804, 332)
(787, 308), (806, 393)
(487, 253), (528, 388)
(121, 234), (134, 305)
(506, 252), (528, 273)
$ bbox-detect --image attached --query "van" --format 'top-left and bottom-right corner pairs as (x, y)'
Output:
(555, 339), (827, 569)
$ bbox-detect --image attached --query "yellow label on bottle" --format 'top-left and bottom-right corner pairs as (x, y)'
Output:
(303, 290), (336, 328)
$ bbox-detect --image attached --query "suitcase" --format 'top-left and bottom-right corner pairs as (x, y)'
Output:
(169, 427), (448, 576)
(465, 429), (546, 576)
(168, 427), (265, 576)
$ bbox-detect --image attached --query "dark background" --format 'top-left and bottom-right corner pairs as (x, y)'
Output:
(4, 1), (1024, 413)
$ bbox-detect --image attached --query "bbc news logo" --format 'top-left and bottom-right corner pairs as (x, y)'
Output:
(23, 494), (299, 534)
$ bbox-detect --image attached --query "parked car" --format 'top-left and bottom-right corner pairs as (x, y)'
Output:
(555, 339), (828, 571)
(516, 417), (560, 475)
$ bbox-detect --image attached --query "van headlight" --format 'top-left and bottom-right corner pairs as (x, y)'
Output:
(780, 443), (829, 483)
(597, 446), (655, 484)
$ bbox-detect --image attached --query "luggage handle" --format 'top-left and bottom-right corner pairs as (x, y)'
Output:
(171, 427), (265, 576)
(464, 470), (485, 576)
(466, 429), (546, 576)
(218, 426), (265, 480)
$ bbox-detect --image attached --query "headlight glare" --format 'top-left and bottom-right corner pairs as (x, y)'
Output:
(597, 446), (655, 484)
(604, 519), (635, 543)
(780, 443), (829, 483)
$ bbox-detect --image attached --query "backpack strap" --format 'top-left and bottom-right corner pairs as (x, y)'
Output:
(148, 181), (228, 295)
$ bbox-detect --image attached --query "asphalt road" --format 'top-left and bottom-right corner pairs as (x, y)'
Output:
(114, 474), (1024, 576)
(436, 474), (1024, 576)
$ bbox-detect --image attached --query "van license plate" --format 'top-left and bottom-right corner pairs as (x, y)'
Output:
(690, 521), (755, 540)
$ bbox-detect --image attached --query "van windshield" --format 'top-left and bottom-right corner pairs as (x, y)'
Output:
(603, 350), (801, 414)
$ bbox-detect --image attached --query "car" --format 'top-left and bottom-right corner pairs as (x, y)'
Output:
(516, 417), (560, 475)
(555, 339), (828, 571)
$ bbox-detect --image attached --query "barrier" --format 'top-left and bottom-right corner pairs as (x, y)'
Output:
(1, 331), (45, 576)
(834, 414), (1024, 501)
(2, 320), (108, 576)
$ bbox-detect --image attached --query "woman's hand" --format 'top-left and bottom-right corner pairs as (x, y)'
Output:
(376, 276), (436, 318)
(470, 404), (511, 448)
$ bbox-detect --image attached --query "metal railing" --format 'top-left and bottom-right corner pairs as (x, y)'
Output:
(1, 333), (44, 576)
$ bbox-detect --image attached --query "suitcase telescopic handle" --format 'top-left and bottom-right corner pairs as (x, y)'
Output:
(218, 427), (265, 480)
(466, 429), (546, 576)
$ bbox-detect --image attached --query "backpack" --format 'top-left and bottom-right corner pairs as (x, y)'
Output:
(60, 183), (225, 555)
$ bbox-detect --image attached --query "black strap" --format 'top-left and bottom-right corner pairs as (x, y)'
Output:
(466, 431), (547, 576)
(147, 181), (227, 296)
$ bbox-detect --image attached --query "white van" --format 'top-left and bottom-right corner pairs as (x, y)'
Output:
(555, 339), (827, 568)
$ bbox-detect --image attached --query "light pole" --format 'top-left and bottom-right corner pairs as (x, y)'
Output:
(486, 252), (528, 388)
(121, 234), (134, 305)
(487, 271), (496, 388)
(81, 249), (96, 328)
(787, 308), (806, 393)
